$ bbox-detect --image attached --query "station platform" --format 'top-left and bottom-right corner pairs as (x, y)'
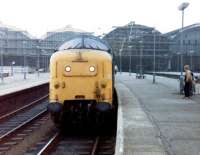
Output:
(115, 73), (200, 155)
(0, 73), (49, 96)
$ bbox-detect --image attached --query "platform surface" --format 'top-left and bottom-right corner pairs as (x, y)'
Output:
(0, 73), (49, 96)
(115, 73), (200, 155)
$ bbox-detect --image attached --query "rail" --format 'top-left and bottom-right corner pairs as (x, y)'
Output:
(0, 109), (47, 144)
(0, 82), (49, 117)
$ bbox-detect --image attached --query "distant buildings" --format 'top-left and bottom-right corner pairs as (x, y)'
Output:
(0, 22), (37, 57)
(1, 21), (200, 72)
(40, 25), (89, 54)
(0, 24), (88, 70)
(0, 22), (40, 68)
(103, 22), (170, 72)
(165, 23), (200, 55)
(165, 23), (200, 71)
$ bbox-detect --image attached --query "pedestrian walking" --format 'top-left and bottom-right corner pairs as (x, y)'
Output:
(184, 65), (193, 98)
(114, 65), (118, 74)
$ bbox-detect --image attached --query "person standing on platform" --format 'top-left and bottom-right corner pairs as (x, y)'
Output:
(184, 65), (193, 98)
(114, 65), (118, 74)
(190, 71), (195, 96)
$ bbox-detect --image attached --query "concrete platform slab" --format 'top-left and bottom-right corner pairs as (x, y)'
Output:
(0, 73), (49, 96)
(115, 82), (166, 155)
(116, 73), (200, 155)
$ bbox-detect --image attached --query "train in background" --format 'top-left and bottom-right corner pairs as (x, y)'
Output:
(47, 35), (117, 126)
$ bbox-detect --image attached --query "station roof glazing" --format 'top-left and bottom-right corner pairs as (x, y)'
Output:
(0, 21), (36, 39)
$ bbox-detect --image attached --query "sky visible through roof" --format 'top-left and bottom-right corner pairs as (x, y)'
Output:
(0, 0), (199, 37)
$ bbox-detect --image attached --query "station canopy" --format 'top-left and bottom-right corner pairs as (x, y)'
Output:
(58, 35), (110, 52)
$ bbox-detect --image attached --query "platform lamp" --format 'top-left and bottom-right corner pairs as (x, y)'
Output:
(178, 2), (189, 94)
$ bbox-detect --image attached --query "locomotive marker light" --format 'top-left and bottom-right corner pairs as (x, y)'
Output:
(178, 2), (189, 94)
(65, 66), (71, 72)
(54, 82), (60, 89)
(89, 66), (95, 72)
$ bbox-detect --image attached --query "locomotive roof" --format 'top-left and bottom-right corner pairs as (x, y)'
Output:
(58, 35), (111, 53)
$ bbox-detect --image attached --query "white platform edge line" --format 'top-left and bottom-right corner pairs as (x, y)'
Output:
(115, 85), (124, 155)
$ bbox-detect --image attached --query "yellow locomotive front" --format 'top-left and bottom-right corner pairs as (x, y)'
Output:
(47, 36), (114, 124)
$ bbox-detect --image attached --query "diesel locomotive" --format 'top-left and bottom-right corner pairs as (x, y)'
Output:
(47, 35), (116, 125)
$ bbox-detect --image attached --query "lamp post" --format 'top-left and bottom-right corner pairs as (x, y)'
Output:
(177, 52), (180, 72)
(139, 40), (143, 77)
(128, 21), (135, 76)
(22, 41), (27, 80)
(119, 49), (122, 74)
(0, 32), (6, 83)
(47, 55), (49, 72)
(152, 29), (156, 84)
(47, 55), (50, 72)
(36, 45), (40, 78)
(11, 61), (15, 76)
(178, 2), (189, 94)
(0, 49), (3, 83)
(119, 38), (126, 74)
(128, 45), (132, 76)
(44, 55), (47, 72)
(41, 49), (50, 72)
(189, 50), (194, 71)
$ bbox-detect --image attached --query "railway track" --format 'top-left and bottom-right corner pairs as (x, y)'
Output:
(0, 104), (49, 154)
(0, 83), (50, 155)
(28, 131), (116, 155)
(0, 95), (48, 123)
(0, 110), (48, 153)
(0, 83), (49, 117)
(0, 83), (117, 155)
(31, 99), (118, 155)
